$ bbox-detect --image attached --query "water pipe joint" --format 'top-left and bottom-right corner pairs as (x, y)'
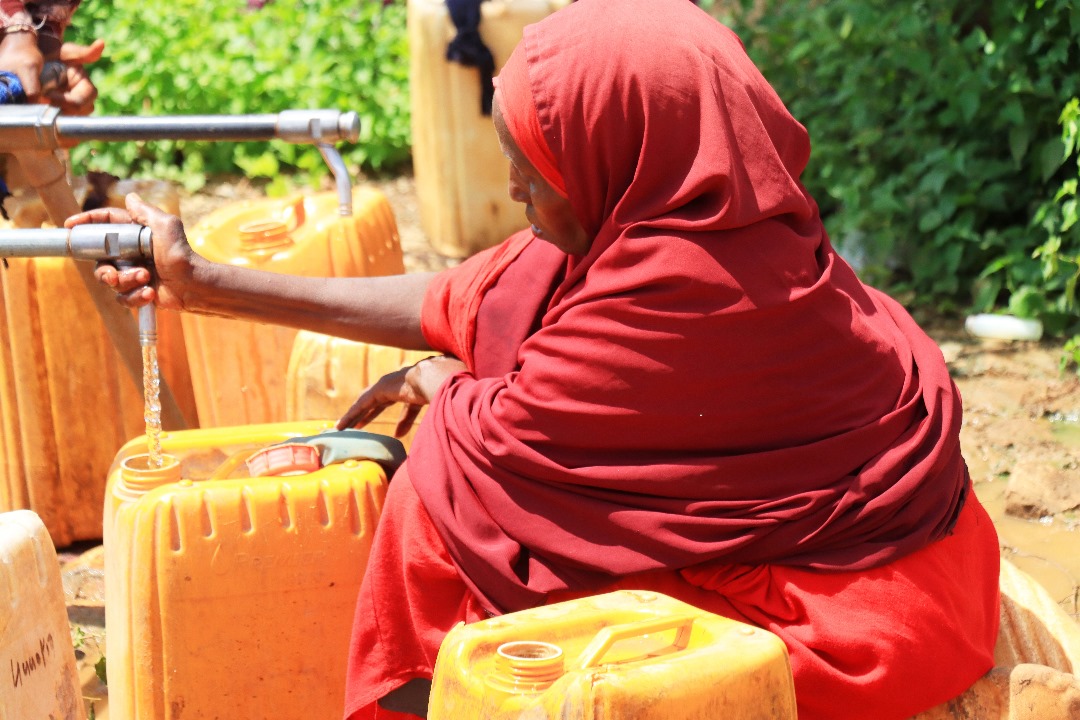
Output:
(0, 105), (62, 152)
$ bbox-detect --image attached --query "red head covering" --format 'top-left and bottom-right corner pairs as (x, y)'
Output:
(493, 50), (568, 198)
(412, 0), (967, 614)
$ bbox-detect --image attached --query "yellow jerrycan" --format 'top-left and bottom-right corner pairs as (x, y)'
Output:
(0, 178), (195, 546)
(429, 589), (797, 720)
(103, 420), (392, 720)
(285, 330), (433, 451)
(407, 0), (569, 257)
(0, 510), (85, 720)
(182, 186), (404, 428)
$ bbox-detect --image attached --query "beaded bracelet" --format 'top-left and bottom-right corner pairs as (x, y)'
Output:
(1, 22), (39, 38)
(0, 71), (26, 104)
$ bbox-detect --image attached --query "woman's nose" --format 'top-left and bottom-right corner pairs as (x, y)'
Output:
(508, 166), (530, 203)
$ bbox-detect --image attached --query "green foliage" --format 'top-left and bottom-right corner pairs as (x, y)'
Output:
(65, 0), (410, 190)
(1062, 334), (1080, 374)
(725, 0), (1080, 339)
(70, 625), (86, 650)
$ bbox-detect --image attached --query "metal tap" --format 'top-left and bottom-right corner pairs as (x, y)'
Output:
(0, 106), (360, 215)
(0, 106), (359, 147)
(0, 223), (152, 260)
(0, 222), (158, 346)
(0, 100), (362, 431)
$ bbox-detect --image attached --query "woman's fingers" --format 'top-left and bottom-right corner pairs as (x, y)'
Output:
(395, 404), (423, 438)
(336, 368), (417, 430)
(337, 398), (390, 431)
(65, 192), (165, 229)
(91, 267), (154, 307)
(336, 384), (387, 429)
(125, 192), (167, 225)
(94, 263), (151, 292)
(64, 205), (133, 227)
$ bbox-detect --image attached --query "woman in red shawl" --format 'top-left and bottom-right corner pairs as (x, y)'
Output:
(81, 0), (1000, 717)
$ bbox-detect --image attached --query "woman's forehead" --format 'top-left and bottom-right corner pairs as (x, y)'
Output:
(493, 98), (539, 174)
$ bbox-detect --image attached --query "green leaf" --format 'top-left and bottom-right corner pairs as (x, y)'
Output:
(234, 152), (281, 180)
(1039, 138), (1068, 182)
(956, 87), (981, 123)
(1009, 125), (1033, 165)
(972, 276), (1003, 311)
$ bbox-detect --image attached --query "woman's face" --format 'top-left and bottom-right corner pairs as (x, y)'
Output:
(493, 100), (591, 256)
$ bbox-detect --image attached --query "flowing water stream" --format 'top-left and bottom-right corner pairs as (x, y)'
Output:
(142, 343), (163, 468)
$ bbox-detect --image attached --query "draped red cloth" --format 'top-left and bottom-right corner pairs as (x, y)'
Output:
(409, 0), (969, 615)
(343, 0), (1000, 716)
(345, 461), (998, 720)
(344, 233), (1000, 720)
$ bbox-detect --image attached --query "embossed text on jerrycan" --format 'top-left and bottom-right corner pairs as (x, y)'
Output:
(0, 178), (195, 545)
(429, 590), (797, 720)
(285, 330), (433, 451)
(103, 420), (389, 720)
(182, 186), (404, 428)
(0, 510), (85, 720)
(407, 0), (570, 258)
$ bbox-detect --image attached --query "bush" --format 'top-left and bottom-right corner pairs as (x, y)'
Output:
(65, 0), (410, 190)
(722, 0), (1080, 338)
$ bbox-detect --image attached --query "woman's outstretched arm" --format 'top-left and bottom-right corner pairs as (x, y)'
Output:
(68, 192), (435, 350)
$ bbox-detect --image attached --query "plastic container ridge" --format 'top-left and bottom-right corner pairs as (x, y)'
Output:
(0, 177), (195, 545)
(286, 332), (432, 450)
(429, 590), (798, 720)
(408, 0), (570, 257)
(0, 510), (85, 720)
(182, 186), (404, 428)
(103, 420), (388, 720)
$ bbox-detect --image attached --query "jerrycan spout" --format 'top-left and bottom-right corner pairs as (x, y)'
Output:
(116, 453), (182, 500)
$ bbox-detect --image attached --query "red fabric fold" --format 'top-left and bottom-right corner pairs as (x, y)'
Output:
(344, 469), (999, 720)
(410, 0), (968, 615)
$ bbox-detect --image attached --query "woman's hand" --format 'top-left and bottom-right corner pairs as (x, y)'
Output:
(336, 355), (467, 436)
(66, 192), (205, 312)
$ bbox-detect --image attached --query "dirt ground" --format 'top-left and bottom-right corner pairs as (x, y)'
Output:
(935, 323), (1080, 618)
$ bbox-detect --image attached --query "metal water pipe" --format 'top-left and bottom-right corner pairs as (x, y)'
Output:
(0, 106), (362, 429)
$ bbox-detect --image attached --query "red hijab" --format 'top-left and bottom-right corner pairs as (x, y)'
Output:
(411, 0), (967, 614)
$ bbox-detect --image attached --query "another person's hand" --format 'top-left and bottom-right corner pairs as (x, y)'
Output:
(336, 355), (467, 436)
(66, 193), (205, 312)
(46, 39), (104, 115)
(0, 28), (102, 113)
(0, 26), (44, 98)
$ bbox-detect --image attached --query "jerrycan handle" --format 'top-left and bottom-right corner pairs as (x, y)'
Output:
(575, 615), (695, 670)
(207, 449), (261, 481)
(281, 193), (306, 227)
